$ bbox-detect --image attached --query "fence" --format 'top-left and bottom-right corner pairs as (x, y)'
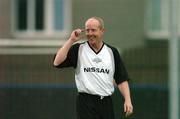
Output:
(0, 40), (169, 119)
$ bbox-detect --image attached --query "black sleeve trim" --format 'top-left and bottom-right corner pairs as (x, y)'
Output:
(106, 44), (130, 84)
(54, 43), (80, 69)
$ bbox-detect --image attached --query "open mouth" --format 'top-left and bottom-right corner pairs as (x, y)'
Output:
(88, 36), (96, 40)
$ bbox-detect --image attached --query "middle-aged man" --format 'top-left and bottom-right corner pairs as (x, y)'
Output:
(53, 17), (133, 119)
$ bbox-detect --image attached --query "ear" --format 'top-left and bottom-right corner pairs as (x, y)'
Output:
(101, 28), (105, 32)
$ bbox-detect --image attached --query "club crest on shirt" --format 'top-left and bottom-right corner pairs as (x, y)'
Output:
(92, 58), (102, 63)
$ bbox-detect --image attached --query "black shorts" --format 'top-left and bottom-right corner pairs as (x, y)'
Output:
(76, 93), (115, 119)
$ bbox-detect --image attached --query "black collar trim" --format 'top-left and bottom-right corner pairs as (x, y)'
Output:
(87, 41), (104, 54)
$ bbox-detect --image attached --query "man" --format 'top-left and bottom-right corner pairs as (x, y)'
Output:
(53, 17), (133, 119)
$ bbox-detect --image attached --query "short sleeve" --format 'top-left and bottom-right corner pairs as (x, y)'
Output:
(112, 48), (130, 85)
(54, 43), (80, 69)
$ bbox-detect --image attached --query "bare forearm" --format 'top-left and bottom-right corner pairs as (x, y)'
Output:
(118, 81), (131, 102)
(53, 29), (83, 66)
(118, 81), (133, 117)
(53, 38), (74, 66)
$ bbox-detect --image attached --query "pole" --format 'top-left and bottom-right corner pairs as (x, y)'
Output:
(169, 0), (179, 118)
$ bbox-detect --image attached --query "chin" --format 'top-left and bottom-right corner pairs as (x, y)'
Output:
(88, 39), (96, 45)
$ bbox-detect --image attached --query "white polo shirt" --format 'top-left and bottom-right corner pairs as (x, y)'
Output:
(55, 41), (129, 96)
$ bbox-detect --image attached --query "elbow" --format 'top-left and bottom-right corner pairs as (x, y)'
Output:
(53, 59), (60, 67)
(53, 56), (61, 67)
(53, 55), (66, 67)
(53, 55), (59, 67)
(53, 59), (64, 67)
(53, 62), (58, 67)
(53, 60), (60, 67)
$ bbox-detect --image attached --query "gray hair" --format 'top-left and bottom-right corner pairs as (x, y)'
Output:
(87, 17), (105, 29)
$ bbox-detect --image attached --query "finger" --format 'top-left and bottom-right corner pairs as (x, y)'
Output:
(126, 112), (131, 117)
(127, 111), (133, 117)
(74, 31), (78, 37)
(74, 30), (81, 37)
(74, 29), (84, 37)
(81, 29), (85, 32)
(125, 111), (131, 117)
(125, 107), (133, 117)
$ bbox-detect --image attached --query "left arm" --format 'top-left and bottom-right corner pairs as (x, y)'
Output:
(118, 81), (133, 117)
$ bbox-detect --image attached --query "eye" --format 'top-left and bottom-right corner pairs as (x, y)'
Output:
(92, 29), (95, 32)
(85, 29), (97, 33)
(85, 29), (89, 32)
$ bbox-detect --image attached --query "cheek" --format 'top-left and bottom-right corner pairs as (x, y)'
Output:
(96, 33), (102, 37)
(94, 32), (100, 36)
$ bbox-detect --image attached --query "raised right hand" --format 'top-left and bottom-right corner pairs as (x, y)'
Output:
(70, 29), (85, 42)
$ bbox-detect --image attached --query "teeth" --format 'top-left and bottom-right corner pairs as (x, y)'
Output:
(88, 36), (95, 40)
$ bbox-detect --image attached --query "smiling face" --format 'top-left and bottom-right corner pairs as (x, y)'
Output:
(85, 18), (105, 45)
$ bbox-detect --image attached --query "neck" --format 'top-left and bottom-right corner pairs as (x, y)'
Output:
(88, 41), (103, 52)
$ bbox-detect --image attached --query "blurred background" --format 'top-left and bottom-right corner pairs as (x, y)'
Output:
(0, 0), (179, 119)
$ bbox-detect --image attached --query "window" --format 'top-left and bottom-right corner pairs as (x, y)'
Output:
(145, 0), (170, 39)
(11, 0), (72, 38)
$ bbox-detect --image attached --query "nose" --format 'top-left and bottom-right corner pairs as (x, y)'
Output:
(86, 30), (93, 35)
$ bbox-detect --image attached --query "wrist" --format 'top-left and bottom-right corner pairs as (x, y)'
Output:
(68, 38), (75, 44)
(124, 98), (132, 103)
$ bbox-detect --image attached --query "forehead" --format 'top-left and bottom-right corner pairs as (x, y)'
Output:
(85, 19), (100, 29)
